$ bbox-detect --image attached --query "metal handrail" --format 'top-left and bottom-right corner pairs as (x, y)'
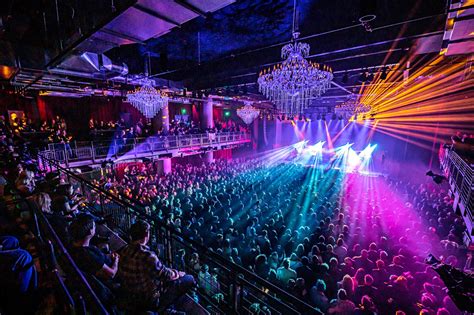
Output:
(39, 132), (251, 166)
(63, 131), (249, 149)
(34, 204), (109, 314)
(39, 152), (321, 315)
(440, 147), (473, 214)
(9, 195), (108, 314)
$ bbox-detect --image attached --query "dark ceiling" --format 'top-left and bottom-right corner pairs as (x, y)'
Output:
(107, 0), (447, 89)
(0, 0), (135, 69)
(0, 0), (453, 107)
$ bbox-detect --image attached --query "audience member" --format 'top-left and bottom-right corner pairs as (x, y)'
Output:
(69, 214), (119, 282)
(118, 220), (195, 312)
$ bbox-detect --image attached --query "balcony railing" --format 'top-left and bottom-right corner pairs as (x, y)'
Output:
(6, 196), (109, 314)
(39, 153), (322, 315)
(439, 146), (473, 247)
(38, 132), (251, 167)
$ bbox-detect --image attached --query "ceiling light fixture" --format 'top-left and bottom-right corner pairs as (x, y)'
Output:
(237, 101), (260, 124)
(126, 53), (168, 119)
(257, 0), (333, 115)
(127, 77), (168, 119)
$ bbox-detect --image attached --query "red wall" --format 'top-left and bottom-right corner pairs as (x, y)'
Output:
(37, 96), (144, 135)
(0, 93), (37, 120)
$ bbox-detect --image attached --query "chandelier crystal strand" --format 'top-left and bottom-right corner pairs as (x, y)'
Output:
(258, 35), (333, 115)
(127, 77), (168, 119)
(335, 97), (371, 119)
(237, 101), (260, 124)
(258, 0), (333, 115)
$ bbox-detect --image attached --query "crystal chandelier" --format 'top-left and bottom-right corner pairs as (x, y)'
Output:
(335, 97), (371, 119)
(257, 1), (333, 115)
(237, 101), (260, 124)
(127, 77), (168, 119)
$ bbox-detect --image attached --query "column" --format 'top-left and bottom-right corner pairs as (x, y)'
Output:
(152, 104), (170, 133)
(252, 117), (259, 150)
(156, 159), (171, 175)
(201, 97), (214, 129)
(161, 104), (170, 132)
(153, 104), (171, 173)
(201, 97), (214, 163)
(274, 119), (282, 148)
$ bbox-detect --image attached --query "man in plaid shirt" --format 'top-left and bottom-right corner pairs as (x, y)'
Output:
(118, 220), (195, 311)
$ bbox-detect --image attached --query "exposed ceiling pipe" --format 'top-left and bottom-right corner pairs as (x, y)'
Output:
(47, 68), (129, 84)
(54, 0), (63, 50)
(48, 68), (96, 79)
(80, 52), (129, 76)
(333, 63), (399, 74)
(19, 0), (137, 93)
(307, 31), (442, 59)
(255, 32), (438, 70)
(331, 81), (353, 95)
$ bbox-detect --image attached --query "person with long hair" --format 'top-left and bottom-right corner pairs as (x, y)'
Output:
(339, 274), (355, 301)
(354, 295), (378, 315)
(34, 192), (69, 243)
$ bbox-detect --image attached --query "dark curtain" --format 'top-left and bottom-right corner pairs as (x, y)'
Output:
(214, 149), (232, 160)
(0, 93), (37, 120)
(37, 96), (146, 136)
(192, 103), (200, 124)
(213, 107), (223, 122)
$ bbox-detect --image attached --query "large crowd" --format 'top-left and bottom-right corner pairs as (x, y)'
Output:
(89, 157), (468, 314)
(4, 111), (247, 150)
(1, 114), (197, 313)
(1, 110), (472, 314)
(104, 118), (246, 145)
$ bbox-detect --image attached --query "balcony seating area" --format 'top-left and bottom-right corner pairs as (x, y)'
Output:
(39, 132), (251, 167)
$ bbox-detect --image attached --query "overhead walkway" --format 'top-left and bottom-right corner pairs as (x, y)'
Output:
(38, 132), (251, 168)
